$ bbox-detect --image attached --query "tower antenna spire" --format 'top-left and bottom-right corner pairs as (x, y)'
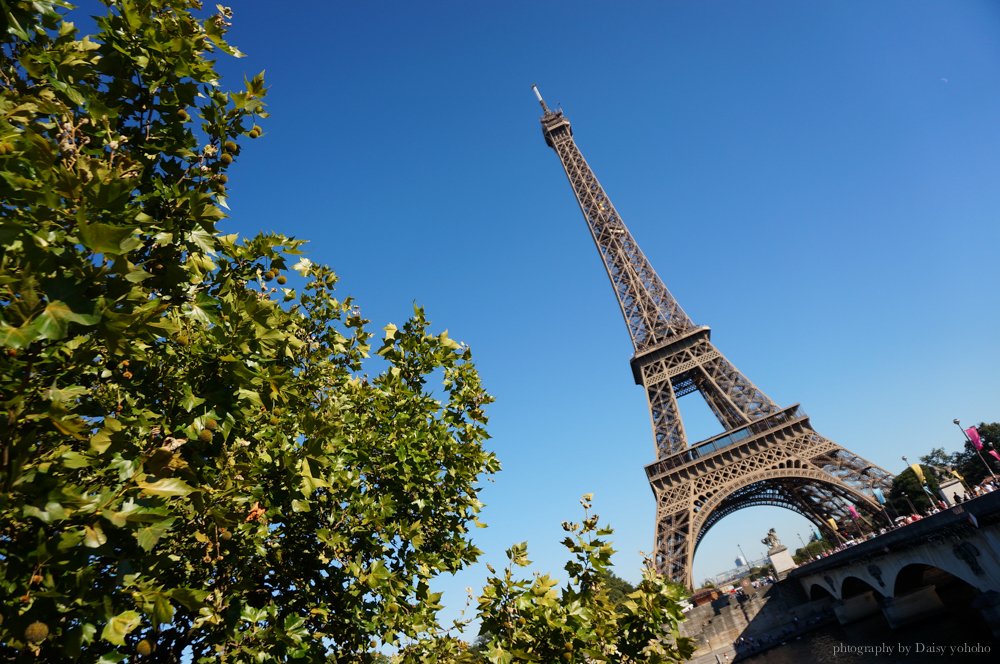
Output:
(531, 84), (550, 113)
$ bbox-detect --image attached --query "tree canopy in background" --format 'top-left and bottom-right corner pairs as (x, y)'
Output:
(919, 422), (1000, 490)
(888, 465), (941, 515)
(0, 1), (691, 662)
(886, 423), (1000, 517)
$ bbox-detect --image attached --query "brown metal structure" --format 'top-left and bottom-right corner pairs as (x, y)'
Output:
(533, 87), (894, 588)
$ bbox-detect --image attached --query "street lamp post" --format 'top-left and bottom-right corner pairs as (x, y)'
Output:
(954, 419), (997, 481)
(902, 455), (937, 510)
(901, 456), (916, 514)
(866, 476), (895, 528)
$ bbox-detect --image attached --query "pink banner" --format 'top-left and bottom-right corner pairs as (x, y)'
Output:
(967, 426), (983, 451)
(989, 450), (1000, 463)
(847, 505), (860, 519)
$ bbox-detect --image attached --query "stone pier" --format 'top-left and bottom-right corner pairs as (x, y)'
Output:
(833, 591), (880, 625)
(880, 585), (945, 629)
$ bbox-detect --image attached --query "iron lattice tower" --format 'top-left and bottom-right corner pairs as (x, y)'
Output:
(533, 87), (893, 587)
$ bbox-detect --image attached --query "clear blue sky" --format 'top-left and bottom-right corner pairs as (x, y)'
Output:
(208, 0), (1000, 617)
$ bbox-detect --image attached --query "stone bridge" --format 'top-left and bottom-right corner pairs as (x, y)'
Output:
(789, 490), (1000, 635)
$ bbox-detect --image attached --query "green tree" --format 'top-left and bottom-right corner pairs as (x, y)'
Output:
(888, 465), (940, 515)
(1, 1), (499, 660)
(919, 447), (956, 471)
(792, 539), (833, 564)
(1, 3), (694, 663)
(442, 496), (693, 664)
(600, 570), (637, 605)
(949, 422), (1000, 488)
(917, 423), (1000, 489)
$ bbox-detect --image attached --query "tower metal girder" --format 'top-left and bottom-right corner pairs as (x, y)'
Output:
(534, 88), (894, 588)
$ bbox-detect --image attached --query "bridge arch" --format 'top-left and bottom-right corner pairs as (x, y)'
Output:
(808, 583), (835, 601)
(841, 575), (884, 599)
(892, 561), (980, 600)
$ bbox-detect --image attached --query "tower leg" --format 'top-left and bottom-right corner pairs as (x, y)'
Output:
(654, 502), (695, 587)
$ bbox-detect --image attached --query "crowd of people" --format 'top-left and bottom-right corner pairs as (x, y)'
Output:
(961, 477), (999, 499)
(794, 478), (999, 564)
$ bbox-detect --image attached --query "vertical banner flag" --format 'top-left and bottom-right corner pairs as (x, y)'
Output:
(910, 463), (926, 485)
(847, 504), (860, 519)
(873, 487), (886, 505)
(967, 426), (982, 450)
(951, 468), (965, 482)
(989, 450), (1000, 463)
(826, 517), (838, 531)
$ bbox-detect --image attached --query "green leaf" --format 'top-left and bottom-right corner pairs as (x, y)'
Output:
(507, 541), (531, 567)
(61, 451), (93, 468)
(0, 318), (43, 348)
(138, 477), (196, 497)
(84, 523), (107, 548)
(100, 610), (142, 645)
(237, 388), (263, 407)
(58, 529), (85, 551)
(33, 300), (100, 341)
(170, 587), (210, 611)
(180, 384), (205, 412)
(90, 429), (113, 454)
(137, 519), (175, 551)
(79, 222), (136, 254)
(152, 593), (175, 625)
(125, 268), (153, 283)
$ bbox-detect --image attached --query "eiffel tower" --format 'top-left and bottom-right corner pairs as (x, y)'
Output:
(533, 87), (894, 587)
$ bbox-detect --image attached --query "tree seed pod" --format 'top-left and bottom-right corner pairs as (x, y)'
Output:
(136, 639), (153, 656)
(198, 429), (213, 443)
(24, 621), (48, 643)
(263, 270), (274, 281)
(276, 275), (287, 285)
(177, 109), (190, 122)
(219, 530), (232, 541)
(223, 140), (237, 152)
(205, 418), (218, 431)
(219, 152), (233, 165)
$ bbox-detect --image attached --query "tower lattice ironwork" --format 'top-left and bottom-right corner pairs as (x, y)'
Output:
(533, 87), (894, 587)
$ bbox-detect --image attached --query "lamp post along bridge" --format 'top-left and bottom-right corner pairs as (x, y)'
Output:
(533, 86), (894, 588)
